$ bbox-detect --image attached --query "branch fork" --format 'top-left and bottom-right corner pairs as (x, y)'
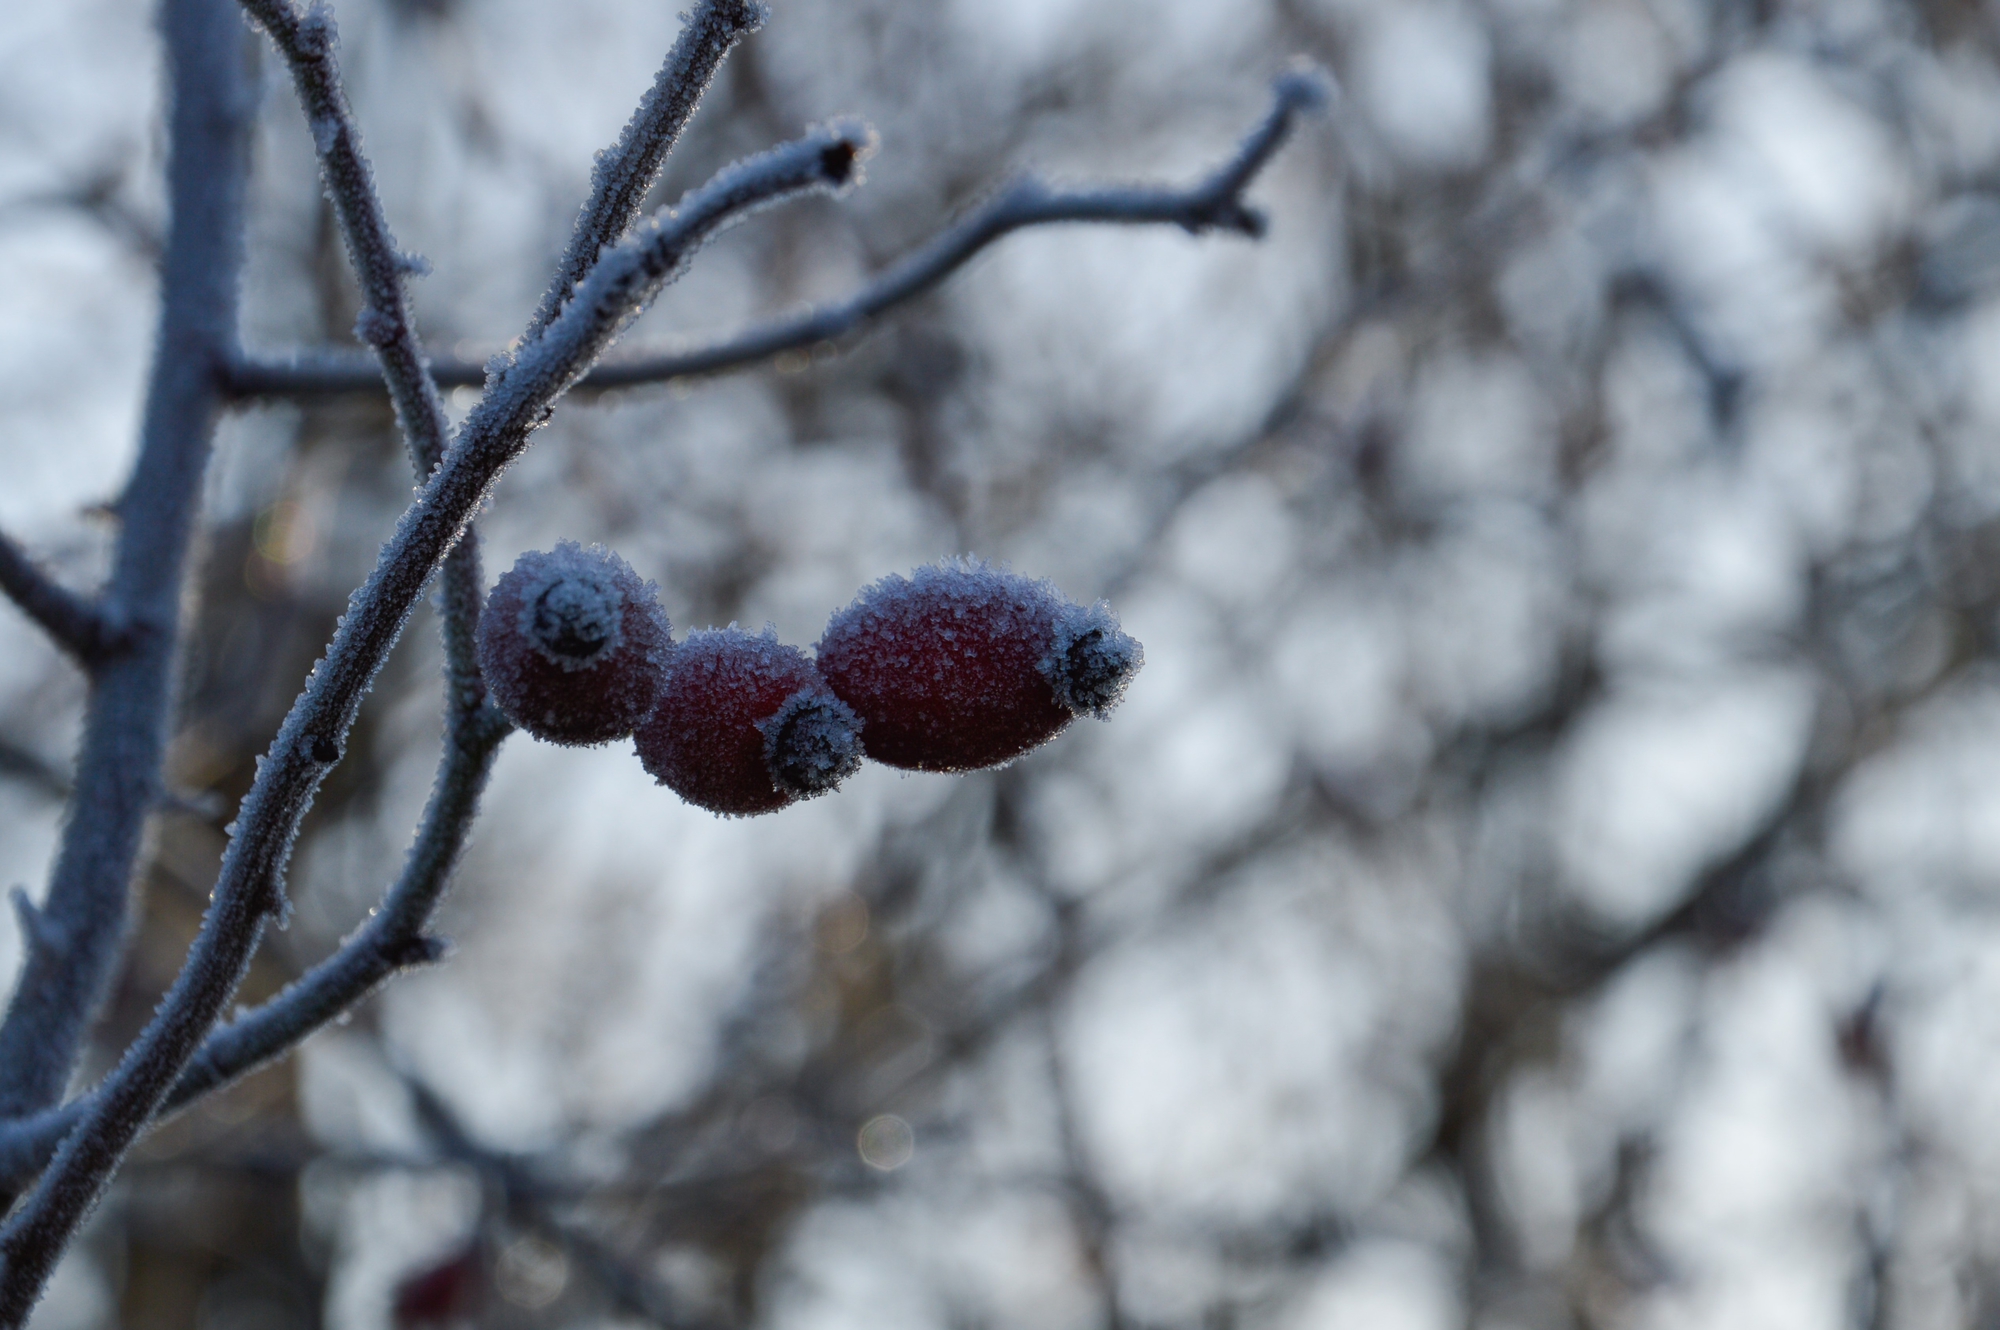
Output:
(0, 534), (133, 668)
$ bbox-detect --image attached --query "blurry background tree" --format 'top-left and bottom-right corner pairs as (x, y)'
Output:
(3, 0), (1999, 1327)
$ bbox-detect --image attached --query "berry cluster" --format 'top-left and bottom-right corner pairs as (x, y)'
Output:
(478, 550), (1144, 815)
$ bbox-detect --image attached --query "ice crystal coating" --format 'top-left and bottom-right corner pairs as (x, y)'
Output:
(815, 558), (1143, 772)
(635, 626), (862, 816)
(765, 690), (865, 797)
(476, 543), (673, 746)
(530, 574), (621, 663)
(1048, 599), (1144, 717)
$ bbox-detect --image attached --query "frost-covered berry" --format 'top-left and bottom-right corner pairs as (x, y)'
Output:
(476, 542), (673, 746)
(815, 559), (1143, 772)
(635, 627), (863, 816)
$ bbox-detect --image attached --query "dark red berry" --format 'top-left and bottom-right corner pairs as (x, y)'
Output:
(393, 1246), (481, 1328)
(476, 543), (673, 746)
(815, 559), (1142, 772)
(635, 627), (863, 816)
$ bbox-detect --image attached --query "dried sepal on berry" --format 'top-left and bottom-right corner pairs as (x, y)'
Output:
(815, 558), (1143, 772)
(476, 542), (673, 746)
(635, 626), (863, 816)
(1047, 597), (1143, 717)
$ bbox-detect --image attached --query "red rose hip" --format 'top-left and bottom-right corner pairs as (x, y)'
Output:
(635, 627), (863, 816)
(815, 559), (1142, 772)
(476, 543), (673, 746)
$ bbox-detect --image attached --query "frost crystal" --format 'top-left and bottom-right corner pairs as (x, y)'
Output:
(1047, 600), (1143, 718)
(763, 692), (864, 797)
(528, 573), (623, 665)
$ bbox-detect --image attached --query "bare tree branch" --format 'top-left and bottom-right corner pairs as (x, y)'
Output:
(401, 1073), (713, 1329)
(0, 0), (1327, 1300)
(0, 122), (868, 1317)
(239, 0), (449, 473)
(236, 0), (494, 727)
(0, 0), (253, 1154)
(172, 715), (509, 1109)
(0, 533), (125, 668)
(486, 123), (873, 402)
(223, 70), (1331, 400)
(526, 0), (766, 341)
(0, 708), (510, 1190)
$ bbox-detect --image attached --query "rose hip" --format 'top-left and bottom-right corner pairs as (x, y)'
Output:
(476, 543), (673, 746)
(815, 559), (1141, 772)
(636, 626), (862, 815)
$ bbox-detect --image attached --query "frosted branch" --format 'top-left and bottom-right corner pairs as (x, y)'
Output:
(0, 0), (254, 1312)
(525, 0), (766, 340)
(0, 122), (865, 1314)
(0, 533), (125, 667)
(0, 707), (511, 1190)
(235, 0), (494, 725)
(165, 718), (507, 1104)
(483, 122), (873, 405)
(239, 0), (451, 474)
(225, 70), (1330, 398)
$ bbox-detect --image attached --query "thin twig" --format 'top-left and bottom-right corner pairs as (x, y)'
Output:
(170, 715), (509, 1105)
(486, 123), (873, 404)
(450, 0), (759, 715)
(237, 0), (493, 722)
(0, 534), (125, 667)
(525, 0), (766, 341)
(240, 0), (449, 473)
(0, 124), (868, 1317)
(0, 708), (511, 1189)
(221, 5), (508, 1228)
(1040, 899), (1128, 1330)
(223, 69), (1331, 400)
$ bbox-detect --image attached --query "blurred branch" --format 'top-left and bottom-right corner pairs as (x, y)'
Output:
(0, 737), (218, 817)
(223, 69), (1332, 399)
(0, 0), (252, 1178)
(0, 740), (67, 804)
(525, 0), (766, 341)
(404, 1074), (713, 1329)
(1420, 700), (1837, 1291)
(0, 0), (254, 1311)
(0, 532), (126, 668)
(0, 111), (867, 1311)
(0, 172), (165, 264)
(1040, 902), (1128, 1330)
